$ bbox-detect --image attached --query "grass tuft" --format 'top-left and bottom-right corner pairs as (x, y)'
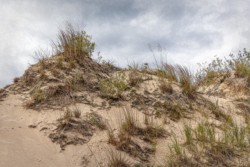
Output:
(107, 150), (130, 167)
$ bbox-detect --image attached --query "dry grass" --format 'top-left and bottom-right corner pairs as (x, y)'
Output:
(86, 112), (107, 130)
(0, 89), (8, 101)
(49, 109), (94, 149)
(53, 23), (95, 64)
(156, 62), (197, 98)
(107, 123), (117, 145)
(120, 108), (138, 135)
(30, 84), (47, 103)
(166, 122), (250, 166)
(107, 149), (131, 167)
(176, 65), (197, 99)
(72, 107), (81, 118)
(154, 101), (186, 121)
(106, 108), (166, 163)
(128, 71), (143, 87)
(163, 63), (178, 82)
(159, 79), (173, 94)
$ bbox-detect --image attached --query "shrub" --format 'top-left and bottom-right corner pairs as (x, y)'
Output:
(197, 49), (250, 85)
(99, 72), (128, 98)
(30, 85), (47, 103)
(53, 23), (95, 64)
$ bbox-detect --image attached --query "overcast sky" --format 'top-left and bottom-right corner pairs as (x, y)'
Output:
(0, 0), (250, 88)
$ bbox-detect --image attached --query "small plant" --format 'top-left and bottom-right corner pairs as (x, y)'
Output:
(73, 107), (81, 118)
(39, 70), (47, 80)
(55, 55), (65, 69)
(232, 125), (247, 148)
(107, 149), (130, 167)
(194, 122), (216, 145)
(30, 84), (47, 103)
(33, 49), (50, 69)
(53, 23), (95, 64)
(120, 108), (138, 135)
(127, 61), (141, 70)
(86, 112), (107, 130)
(144, 124), (166, 138)
(169, 136), (184, 156)
(195, 123), (207, 142)
(107, 124), (117, 145)
(63, 107), (74, 120)
(163, 63), (178, 82)
(184, 124), (193, 145)
(99, 72), (128, 98)
(62, 107), (81, 120)
(143, 114), (166, 138)
(159, 79), (173, 94)
(176, 65), (197, 98)
(128, 71), (143, 87)
(154, 101), (185, 121)
(13, 77), (19, 83)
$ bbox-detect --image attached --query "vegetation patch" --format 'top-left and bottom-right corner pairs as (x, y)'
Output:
(107, 150), (131, 167)
(166, 123), (250, 166)
(107, 108), (166, 163)
(159, 79), (173, 94)
(128, 71), (144, 87)
(154, 101), (187, 121)
(99, 72), (128, 99)
(49, 108), (106, 150)
(197, 49), (250, 88)
(0, 89), (8, 101)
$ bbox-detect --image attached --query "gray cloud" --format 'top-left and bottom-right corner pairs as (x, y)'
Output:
(0, 0), (250, 88)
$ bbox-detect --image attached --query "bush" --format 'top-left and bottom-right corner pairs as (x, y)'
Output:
(30, 84), (47, 103)
(99, 72), (128, 99)
(53, 23), (95, 64)
(197, 49), (250, 85)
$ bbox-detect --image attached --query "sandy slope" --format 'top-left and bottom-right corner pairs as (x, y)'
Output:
(0, 93), (135, 167)
(0, 81), (248, 166)
(0, 94), (80, 167)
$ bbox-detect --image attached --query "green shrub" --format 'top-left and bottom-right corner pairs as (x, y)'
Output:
(53, 23), (95, 64)
(30, 84), (47, 103)
(184, 125), (193, 145)
(99, 72), (128, 98)
(197, 49), (250, 85)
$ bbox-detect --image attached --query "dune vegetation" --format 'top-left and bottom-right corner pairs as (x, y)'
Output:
(1, 24), (250, 167)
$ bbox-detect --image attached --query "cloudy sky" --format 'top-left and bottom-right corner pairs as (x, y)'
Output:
(0, 0), (250, 88)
